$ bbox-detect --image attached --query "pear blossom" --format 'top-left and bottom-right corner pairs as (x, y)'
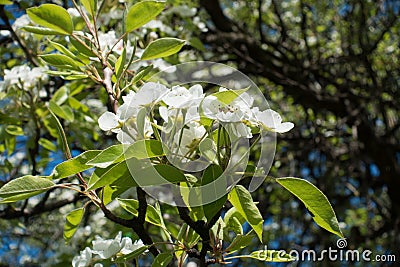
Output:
(162, 84), (204, 108)
(169, 122), (206, 161)
(252, 108), (294, 133)
(98, 86), (163, 143)
(201, 89), (253, 123)
(72, 247), (92, 267)
(125, 82), (167, 108)
(91, 232), (146, 259)
(97, 30), (132, 56)
(92, 235), (121, 259)
(3, 65), (48, 89)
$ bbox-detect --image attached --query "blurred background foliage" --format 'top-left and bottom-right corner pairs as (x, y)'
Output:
(0, 0), (399, 266)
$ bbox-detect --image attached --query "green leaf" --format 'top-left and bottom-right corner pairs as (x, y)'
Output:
(124, 139), (165, 160)
(22, 26), (62, 35)
(125, 1), (165, 33)
(276, 177), (344, 238)
(226, 250), (295, 262)
(70, 37), (96, 57)
(52, 87), (69, 105)
(49, 101), (74, 122)
(48, 109), (71, 158)
(86, 140), (164, 168)
(132, 65), (153, 84)
(81, 0), (97, 17)
(87, 161), (136, 191)
(64, 207), (85, 243)
(136, 108), (147, 139)
(115, 47), (126, 78)
(228, 185), (263, 241)
(225, 234), (254, 253)
(0, 176), (54, 203)
(117, 198), (163, 227)
(40, 54), (84, 69)
(212, 88), (249, 105)
(141, 38), (186, 60)
(0, 0), (13, 5)
(202, 165), (227, 222)
(115, 245), (149, 263)
(48, 39), (77, 60)
(132, 164), (186, 186)
(27, 4), (73, 35)
(152, 253), (173, 267)
(86, 144), (125, 168)
(5, 125), (24, 136)
(38, 138), (57, 152)
(52, 150), (102, 179)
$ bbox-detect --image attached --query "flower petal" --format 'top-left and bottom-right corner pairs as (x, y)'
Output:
(98, 112), (119, 131)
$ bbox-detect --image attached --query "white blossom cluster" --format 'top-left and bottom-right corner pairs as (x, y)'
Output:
(98, 82), (294, 162)
(72, 232), (146, 267)
(2, 65), (48, 91)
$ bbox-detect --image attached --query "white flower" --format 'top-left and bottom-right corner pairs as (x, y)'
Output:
(125, 82), (167, 108)
(201, 89), (253, 123)
(92, 232), (123, 259)
(170, 122), (206, 161)
(72, 247), (92, 267)
(3, 65), (48, 89)
(252, 108), (294, 133)
(67, 8), (81, 17)
(97, 30), (132, 56)
(120, 238), (147, 255)
(90, 232), (147, 260)
(162, 84), (204, 108)
(98, 104), (152, 144)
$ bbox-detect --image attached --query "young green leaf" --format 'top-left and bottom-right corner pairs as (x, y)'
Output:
(52, 150), (102, 179)
(27, 4), (73, 35)
(201, 165), (227, 222)
(115, 245), (149, 263)
(117, 198), (163, 227)
(115, 47), (126, 79)
(87, 140), (164, 168)
(151, 252), (173, 267)
(225, 234), (254, 253)
(87, 161), (137, 190)
(40, 54), (84, 69)
(228, 185), (264, 241)
(124, 139), (165, 160)
(48, 101), (74, 122)
(48, 39), (77, 60)
(5, 125), (24, 136)
(38, 138), (57, 152)
(276, 177), (344, 238)
(86, 144), (126, 168)
(80, 0), (97, 17)
(0, 176), (54, 203)
(125, 1), (165, 32)
(22, 26), (62, 35)
(141, 38), (186, 60)
(132, 164), (186, 186)
(64, 207), (85, 243)
(0, 0), (13, 5)
(212, 87), (249, 105)
(70, 37), (96, 57)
